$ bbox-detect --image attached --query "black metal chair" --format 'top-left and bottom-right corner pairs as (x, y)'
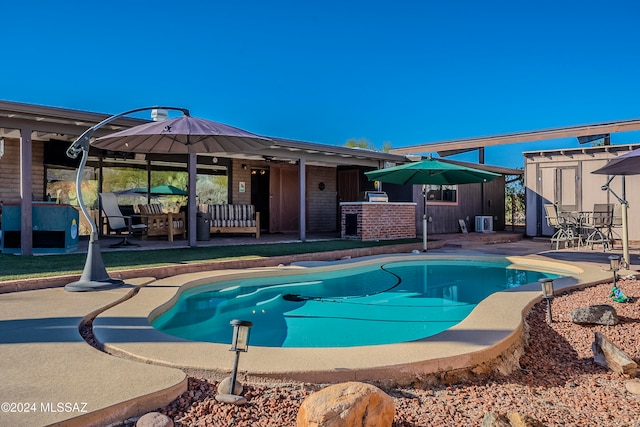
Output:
(100, 192), (147, 247)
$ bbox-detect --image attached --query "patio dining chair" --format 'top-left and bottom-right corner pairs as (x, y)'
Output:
(99, 192), (147, 247)
(544, 204), (579, 250)
(607, 204), (623, 247)
(583, 203), (613, 251)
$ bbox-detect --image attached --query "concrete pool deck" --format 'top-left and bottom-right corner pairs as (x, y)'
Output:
(1, 235), (638, 426)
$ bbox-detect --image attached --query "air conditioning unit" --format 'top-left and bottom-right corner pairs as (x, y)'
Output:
(475, 216), (494, 233)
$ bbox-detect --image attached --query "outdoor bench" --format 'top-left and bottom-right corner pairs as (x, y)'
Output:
(201, 204), (260, 238)
(138, 204), (186, 242)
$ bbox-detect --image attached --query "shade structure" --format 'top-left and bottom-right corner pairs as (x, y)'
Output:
(93, 115), (272, 154)
(365, 158), (500, 251)
(592, 148), (640, 265)
(94, 114), (272, 247)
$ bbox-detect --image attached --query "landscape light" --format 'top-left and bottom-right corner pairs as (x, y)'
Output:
(539, 278), (555, 323)
(228, 319), (252, 393)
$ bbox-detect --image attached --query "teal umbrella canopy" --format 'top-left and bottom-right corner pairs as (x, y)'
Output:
(365, 158), (500, 185)
(146, 185), (187, 196)
(114, 185), (186, 196)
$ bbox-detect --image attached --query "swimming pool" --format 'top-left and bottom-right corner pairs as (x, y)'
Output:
(151, 259), (563, 348)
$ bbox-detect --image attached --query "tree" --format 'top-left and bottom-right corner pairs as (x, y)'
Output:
(344, 138), (392, 152)
(505, 172), (525, 227)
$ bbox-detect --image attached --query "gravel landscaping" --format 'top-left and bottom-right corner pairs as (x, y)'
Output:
(148, 277), (640, 426)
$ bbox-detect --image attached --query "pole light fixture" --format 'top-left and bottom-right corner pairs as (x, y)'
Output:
(539, 278), (555, 323)
(215, 319), (253, 405)
(230, 319), (253, 353)
(609, 255), (629, 303)
(609, 255), (621, 287)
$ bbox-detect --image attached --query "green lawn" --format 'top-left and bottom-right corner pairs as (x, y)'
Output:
(0, 238), (421, 281)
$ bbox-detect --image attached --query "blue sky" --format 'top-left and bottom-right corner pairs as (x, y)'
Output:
(3, 0), (640, 167)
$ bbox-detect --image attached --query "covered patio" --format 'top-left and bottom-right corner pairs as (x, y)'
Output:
(0, 101), (406, 255)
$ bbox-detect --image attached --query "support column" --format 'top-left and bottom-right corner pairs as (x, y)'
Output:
(298, 158), (306, 241)
(188, 153), (197, 246)
(20, 127), (33, 256)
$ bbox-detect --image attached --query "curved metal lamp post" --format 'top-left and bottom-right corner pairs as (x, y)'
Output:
(64, 106), (189, 292)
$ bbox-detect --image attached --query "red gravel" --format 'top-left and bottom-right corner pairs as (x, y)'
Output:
(155, 278), (640, 426)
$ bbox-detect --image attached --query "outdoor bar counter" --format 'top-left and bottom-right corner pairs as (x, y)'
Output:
(340, 202), (416, 241)
(1, 203), (80, 254)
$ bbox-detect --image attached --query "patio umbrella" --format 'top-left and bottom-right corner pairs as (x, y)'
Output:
(64, 106), (272, 292)
(147, 185), (187, 196)
(116, 185), (187, 196)
(592, 148), (640, 265)
(93, 114), (272, 247)
(592, 148), (640, 176)
(93, 115), (271, 154)
(365, 157), (500, 251)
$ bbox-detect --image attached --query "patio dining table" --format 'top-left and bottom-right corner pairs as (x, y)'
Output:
(557, 210), (588, 248)
(559, 206), (614, 252)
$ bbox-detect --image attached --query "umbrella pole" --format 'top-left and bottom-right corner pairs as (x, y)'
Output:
(422, 185), (428, 252)
(65, 149), (124, 291)
(622, 178), (630, 266)
(64, 106), (188, 291)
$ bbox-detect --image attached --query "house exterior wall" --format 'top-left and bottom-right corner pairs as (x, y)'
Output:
(0, 137), (45, 204)
(228, 159), (339, 233)
(411, 177), (507, 235)
(524, 144), (640, 242)
(230, 158), (252, 205)
(306, 165), (337, 232)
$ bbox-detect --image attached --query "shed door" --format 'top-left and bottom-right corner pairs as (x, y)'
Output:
(556, 167), (579, 212)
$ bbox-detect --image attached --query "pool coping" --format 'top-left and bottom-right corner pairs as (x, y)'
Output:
(93, 253), (614, 386)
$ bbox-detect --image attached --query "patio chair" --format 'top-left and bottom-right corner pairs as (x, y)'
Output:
(544, 204), (578, 250)
(607, 204), (623, 247)
(100, 192), (147, 247)
(583, 203), (613, 251)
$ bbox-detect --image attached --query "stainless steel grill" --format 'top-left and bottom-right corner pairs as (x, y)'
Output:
(364, 191), (388, 202)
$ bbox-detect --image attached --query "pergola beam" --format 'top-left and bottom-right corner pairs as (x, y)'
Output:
(390, 118), (640, 157)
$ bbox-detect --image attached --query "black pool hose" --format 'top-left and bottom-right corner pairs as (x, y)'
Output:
(282, 264), (403, 302)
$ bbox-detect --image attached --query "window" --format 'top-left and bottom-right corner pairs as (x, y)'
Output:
(425, 184), (457, 203)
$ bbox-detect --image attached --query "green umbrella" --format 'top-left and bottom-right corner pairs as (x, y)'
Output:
(123, 185), (187, 196)
(365, 157), (500, 251)
(365, 157), (500, 185)
(147, 185), (187, 196)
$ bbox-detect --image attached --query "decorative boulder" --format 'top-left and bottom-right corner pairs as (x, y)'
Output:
(570, 305), (618, 325)
(297, 382), (395, 427)
(482, 412), (511, 426)
(592, 332), (637, 376)
(482, 411), (544, 427)
(217, 377), (243, 395)
(136, 411), (174, 427)
(625, 379), (640, 395)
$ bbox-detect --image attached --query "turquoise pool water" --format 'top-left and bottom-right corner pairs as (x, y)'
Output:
(152, 259), (562, 348)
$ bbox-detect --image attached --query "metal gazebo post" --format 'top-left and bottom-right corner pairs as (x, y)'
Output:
(64, 106), (189, 292)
